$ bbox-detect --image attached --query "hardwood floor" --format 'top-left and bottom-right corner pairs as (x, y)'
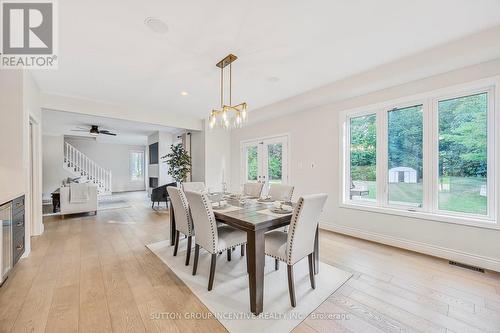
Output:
(1, 191), (499, 333)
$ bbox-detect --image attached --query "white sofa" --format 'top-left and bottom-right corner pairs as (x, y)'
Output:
(60, 184), (98, 216)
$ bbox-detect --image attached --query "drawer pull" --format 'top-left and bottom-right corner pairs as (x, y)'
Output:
(16, 244), (24, 251)
(16, 222), (24, 227)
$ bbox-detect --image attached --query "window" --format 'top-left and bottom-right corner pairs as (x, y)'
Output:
(438, 93), (488, 215)
(130, 151), (144, 181)
(342, 85), (496, 225)
(388, 105), (423, 207)
(349, 114), (376, 202)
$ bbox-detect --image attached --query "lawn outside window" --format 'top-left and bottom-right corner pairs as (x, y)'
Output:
(340, 79), (498, 229)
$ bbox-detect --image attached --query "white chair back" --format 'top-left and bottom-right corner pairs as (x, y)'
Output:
(167, 186), (193, 236)
(243, 182), (264, 197)
(286, 193), (328, 265)
(182, 182), (205, 193)
(184, 190), (218, 254)
(268, 184), (294, 202)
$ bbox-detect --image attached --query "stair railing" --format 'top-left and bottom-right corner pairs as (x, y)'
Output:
(64, 142), (112, 193)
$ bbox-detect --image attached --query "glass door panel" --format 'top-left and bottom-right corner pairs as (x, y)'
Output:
(243, 144), (260, 183)
(241, 136), (288, 189)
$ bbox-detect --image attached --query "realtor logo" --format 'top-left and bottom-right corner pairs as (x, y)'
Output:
(1, 0), (57, 68)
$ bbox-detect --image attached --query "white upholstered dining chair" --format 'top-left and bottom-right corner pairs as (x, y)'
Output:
(268, 184), (294, 202)
(184, 190), (248, 291)
(243, 182), (264, 197)
(167, 186), (195, 265)
(182, 182), (205, 192)
(264, 193), (328, 307)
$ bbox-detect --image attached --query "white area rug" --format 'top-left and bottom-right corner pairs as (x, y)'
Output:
(147, 239), (351, 333)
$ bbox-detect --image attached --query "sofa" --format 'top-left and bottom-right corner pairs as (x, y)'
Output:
(60, 184), (98, 216)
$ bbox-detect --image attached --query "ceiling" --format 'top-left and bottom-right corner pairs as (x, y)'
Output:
(42, 110), (180, 145)
(32, 0), (500, 120)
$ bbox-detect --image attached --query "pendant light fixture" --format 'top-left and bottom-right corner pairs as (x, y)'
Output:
(208, 54), (248, 129)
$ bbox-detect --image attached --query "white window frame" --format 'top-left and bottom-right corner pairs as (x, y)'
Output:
(340, 78), (499, 230)
(129, 150), (145, 181)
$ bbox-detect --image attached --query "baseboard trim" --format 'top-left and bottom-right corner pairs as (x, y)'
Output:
(320, 222), (500, 273)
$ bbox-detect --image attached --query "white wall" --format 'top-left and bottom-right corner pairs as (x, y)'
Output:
(230, 59), (500, 271)
(42, 135), (72, 196)
(190, 130), (205, 183)
(65, 137), (146, 192)
(23, 72), (43, 239)
(158, 131), (174, 185)
(0, 70), (24, 204)
(204, 121), (231, 192)
(0, 71), (42, 256)
(147, 131), (174, 193)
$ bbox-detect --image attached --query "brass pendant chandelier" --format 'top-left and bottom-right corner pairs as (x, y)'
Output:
(208, 54), (248, 129)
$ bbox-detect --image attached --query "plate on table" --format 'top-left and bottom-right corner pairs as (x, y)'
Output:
(212, 201), (229, 210)
(270, 207), (293, 214)
(213, 204), (229, 210)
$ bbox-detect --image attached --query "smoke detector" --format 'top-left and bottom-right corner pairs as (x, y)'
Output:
(144, 17), (168, 34)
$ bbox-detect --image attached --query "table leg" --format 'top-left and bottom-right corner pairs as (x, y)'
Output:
(247, 229), (265, 315)
(170, 203), (176, 246)
(314, 226), (319, 275)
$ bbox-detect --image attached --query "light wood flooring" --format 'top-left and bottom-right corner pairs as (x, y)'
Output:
(1, 192), (499, 333)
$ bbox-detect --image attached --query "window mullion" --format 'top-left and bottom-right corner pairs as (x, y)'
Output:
(422, 100), (433, 213)
(488, 86), (496, 220)
(377, 109), (388, 207)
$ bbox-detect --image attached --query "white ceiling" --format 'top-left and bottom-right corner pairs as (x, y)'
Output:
(32, 0), (500, 120)
(42, 109), (180, 145)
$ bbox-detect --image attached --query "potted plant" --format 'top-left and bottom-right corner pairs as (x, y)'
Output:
(162, 143), (191, 184)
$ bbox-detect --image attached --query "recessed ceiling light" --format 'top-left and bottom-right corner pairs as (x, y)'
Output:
(268, 76), (280, 83)
(144, 17), (168, 34)
(181, 91), (188, 96)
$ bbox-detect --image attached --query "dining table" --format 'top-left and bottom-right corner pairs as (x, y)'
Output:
(169, 194), (320, 315)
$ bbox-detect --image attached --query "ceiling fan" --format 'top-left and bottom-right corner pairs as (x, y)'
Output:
(71, 125), (117, 136)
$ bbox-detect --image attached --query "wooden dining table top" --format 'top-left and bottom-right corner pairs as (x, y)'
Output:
(210, 195), (294, 232)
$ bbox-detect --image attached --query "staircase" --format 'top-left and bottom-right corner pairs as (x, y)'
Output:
(64, 142), (112, 195)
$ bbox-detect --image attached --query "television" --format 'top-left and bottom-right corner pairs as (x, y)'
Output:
(149, 142), (159, 164)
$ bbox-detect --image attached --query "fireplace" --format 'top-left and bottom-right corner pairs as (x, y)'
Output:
(149, 177), (158, 188)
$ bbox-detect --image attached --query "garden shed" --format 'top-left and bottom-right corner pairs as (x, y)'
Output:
(389, 167), (417, 183)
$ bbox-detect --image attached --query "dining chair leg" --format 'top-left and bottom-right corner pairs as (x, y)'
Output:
(192, 244), (200, 275)
(275, 259), (279, 271)
(308, 253), (316, 289)
(208, 253), (217, 291)
(185, 236), (192, 266)
(241, 244), (245, 256)
(287, 264), (296, 307)
(227, 249), (232, 262)
(173, 230), (180, 256)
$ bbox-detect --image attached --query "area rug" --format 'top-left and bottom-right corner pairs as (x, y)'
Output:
(147, 239), (351, 333)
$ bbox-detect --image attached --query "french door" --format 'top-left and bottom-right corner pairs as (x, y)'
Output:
(241, 135), (289, 188)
